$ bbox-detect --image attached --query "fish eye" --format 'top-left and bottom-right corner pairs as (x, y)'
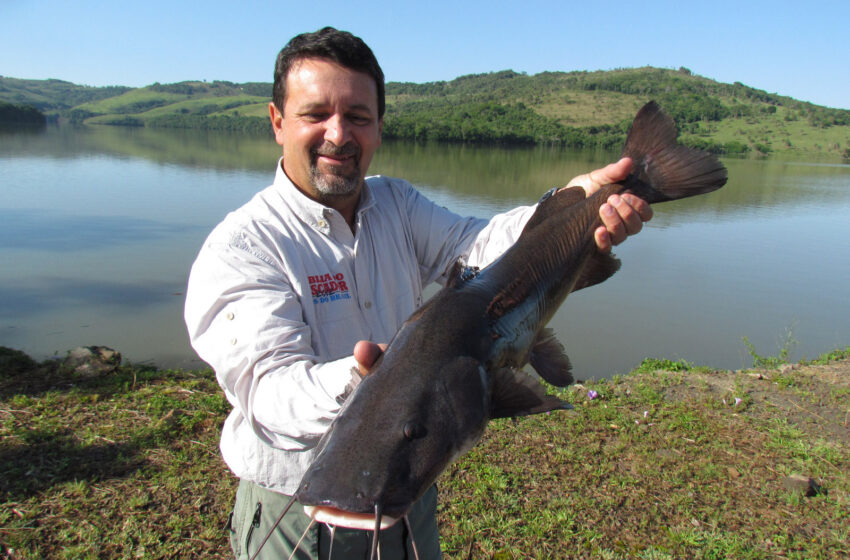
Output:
(403, 422), (427, 440)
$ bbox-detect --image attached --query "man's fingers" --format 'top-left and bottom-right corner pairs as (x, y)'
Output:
(599, 201), (626, 246)
(610, 195), (642, 238)
(567, 157), (633, 195)
(596, 193), (654, 250)
(594, 226), (613, 254)
(353, 341), (387, 376)
(621, 193), (654, 223)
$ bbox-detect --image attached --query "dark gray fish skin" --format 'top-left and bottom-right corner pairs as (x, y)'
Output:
(295, 101), (727, 519)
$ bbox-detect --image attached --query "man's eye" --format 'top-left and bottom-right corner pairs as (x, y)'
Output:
(349, 115), (371, 125)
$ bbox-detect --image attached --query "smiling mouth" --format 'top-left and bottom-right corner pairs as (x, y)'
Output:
(317, 153), (354, 166)
(313, 142), (359, 167)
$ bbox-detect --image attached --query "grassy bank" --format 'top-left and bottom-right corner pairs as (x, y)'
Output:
(1, 347), (848, 559)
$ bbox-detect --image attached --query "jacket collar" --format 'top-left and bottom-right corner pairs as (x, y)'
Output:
(273, 158), (375, 235)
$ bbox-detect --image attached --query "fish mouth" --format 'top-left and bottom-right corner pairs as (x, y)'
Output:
(303, 505), (400, 530)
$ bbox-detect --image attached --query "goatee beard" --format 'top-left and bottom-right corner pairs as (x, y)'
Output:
(310, 142), (362, 198)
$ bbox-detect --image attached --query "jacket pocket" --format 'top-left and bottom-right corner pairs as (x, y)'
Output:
(244, 501), (262, 553)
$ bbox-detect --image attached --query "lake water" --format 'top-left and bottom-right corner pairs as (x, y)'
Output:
(2, 125), (849, 379)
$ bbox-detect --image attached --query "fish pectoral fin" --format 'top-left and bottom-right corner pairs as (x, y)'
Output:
(529, 328), (573, 387)
(572, 251), (621, 292)
(446, 257), (480, 288)
(489, 367), (573, 419)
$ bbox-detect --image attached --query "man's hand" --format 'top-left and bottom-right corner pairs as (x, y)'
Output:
(353, 340), (387, 376)
(566, 157), (653, 252)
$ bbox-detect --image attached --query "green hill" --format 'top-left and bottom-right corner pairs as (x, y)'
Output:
(383, 68), (850, 159)
(2, 68), (848, 160)
(0, 77), (131, 112)
(63, 81), (272, 133)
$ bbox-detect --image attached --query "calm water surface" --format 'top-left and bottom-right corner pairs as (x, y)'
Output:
(2, 125), (849, 378)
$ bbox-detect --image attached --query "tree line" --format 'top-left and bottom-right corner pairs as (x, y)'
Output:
(0, 101), (46, 125)
(382, 98), (752, 154)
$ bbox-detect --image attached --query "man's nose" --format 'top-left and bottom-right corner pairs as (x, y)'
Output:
(324, 114), (351, 145)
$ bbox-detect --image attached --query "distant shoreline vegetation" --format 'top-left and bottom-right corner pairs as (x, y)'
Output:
(0, 101), (47, 126)
(381, 100), (753, 155)
(86, 113), (272, 134)
(2, 68), (848, 160)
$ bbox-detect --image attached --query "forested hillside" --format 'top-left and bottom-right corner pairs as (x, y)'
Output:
(383, 67), (850, 158)
(2, 67), (849, 159)
(0, 100), (46, 125)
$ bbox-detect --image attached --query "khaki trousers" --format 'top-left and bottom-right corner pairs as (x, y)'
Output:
(229, 479), (441, 560)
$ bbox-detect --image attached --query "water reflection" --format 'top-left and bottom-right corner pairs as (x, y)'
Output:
(0, 208), (199, 251)
(2, 124), (849, 375)
(0, 276), (177, 318)
(1, 124), (280, 170)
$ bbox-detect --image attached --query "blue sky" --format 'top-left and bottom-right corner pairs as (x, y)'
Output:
(2, 0), (848, 109)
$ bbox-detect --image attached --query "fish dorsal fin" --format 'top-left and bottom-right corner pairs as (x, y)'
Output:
(572, 251), (621, 292)
(528, 328), (573, 386)
(521, 186), (587, 234)
(446, 258), (480, 288)
(490, 367), (573, 419)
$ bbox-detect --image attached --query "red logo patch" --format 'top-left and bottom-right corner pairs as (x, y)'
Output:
(308, 272), (351, 303)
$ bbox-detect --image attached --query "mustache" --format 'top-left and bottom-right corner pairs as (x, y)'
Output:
(312, 142), (360, 159)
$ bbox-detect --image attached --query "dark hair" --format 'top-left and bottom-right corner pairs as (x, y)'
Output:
(273, 26), (385, 118)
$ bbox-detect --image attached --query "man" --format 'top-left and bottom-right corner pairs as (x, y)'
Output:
(185, 27), (651, 560)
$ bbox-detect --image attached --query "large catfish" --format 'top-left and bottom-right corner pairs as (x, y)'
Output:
(262, 101), (727, 555)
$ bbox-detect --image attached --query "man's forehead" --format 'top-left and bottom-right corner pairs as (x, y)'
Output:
(284, 58), (378, 111)
(286, 57), (377, 92)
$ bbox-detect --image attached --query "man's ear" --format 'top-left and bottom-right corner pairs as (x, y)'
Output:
(269, 102), (285, 147)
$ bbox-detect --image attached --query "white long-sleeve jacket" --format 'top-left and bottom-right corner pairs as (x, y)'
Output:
(184, 161), (535, 493)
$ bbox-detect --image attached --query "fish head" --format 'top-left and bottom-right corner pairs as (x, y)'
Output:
(296, 354), (489, 521)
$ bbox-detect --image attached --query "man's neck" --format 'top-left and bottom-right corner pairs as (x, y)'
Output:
(325, 192), (360, 232)
(281, 161), (362, 231)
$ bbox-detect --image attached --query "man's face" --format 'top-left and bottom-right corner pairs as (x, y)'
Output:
(271, 58), (382, 204)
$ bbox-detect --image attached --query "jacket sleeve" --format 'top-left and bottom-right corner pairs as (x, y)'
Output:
(184, 229), (360, 451)
(399, 182), (537, 283)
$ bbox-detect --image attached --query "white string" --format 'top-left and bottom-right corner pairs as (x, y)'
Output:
(286, 517), (316, 560)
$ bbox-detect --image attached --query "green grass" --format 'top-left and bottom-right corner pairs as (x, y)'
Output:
(806, 346), (850, 366)
(216, 101), (271, 118)
(687, 105), (850, 159)
(437, 355), (850, 559)
(74, 90), (189, 115)
(2, 347), (849, 559)
(131, 95), (267, 119)
(0, 356), (235, 558)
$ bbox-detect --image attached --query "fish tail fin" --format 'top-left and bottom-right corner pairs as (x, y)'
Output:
(621, 101), (727, 203)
